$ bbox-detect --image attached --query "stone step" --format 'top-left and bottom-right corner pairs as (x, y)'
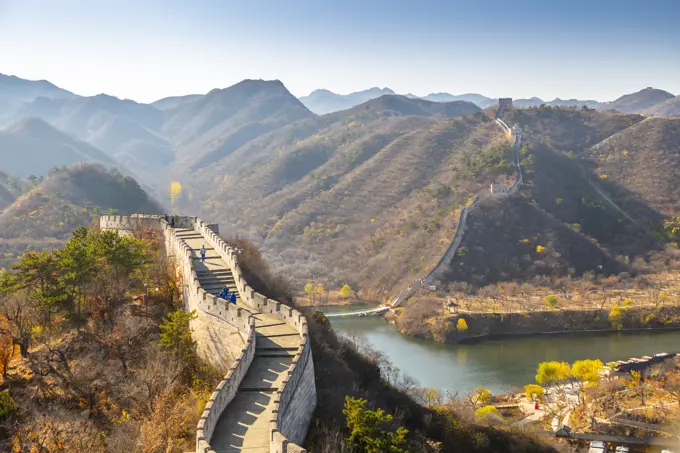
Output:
(203, 279), (236, 292)
(255, 346), (298, 352)
(239, 387), (278, 392)
(256, 332), (299, 339)
(255, 351), (296, 358)
(200, 276), (236, 283)
(196, 269), (232, 275)
(176, 234), (204, 239)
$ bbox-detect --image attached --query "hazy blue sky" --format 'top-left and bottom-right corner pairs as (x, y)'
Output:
(1, 0), (678, 103)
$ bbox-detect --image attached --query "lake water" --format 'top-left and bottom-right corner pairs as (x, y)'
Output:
(326, 308), (680, 396)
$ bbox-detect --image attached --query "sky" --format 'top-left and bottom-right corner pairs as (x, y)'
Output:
(0, 0), (678, 103)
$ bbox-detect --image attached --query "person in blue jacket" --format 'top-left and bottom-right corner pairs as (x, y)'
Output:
(230, 292), (237, 305)
(218, 285), (229, 300)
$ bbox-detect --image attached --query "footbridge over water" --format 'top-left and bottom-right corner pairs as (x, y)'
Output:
(101, 214), (316, 453)
(323, 306), (391, 318)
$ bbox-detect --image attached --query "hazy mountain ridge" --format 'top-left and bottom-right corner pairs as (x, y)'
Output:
(0, 118), (120, 178)
(299, 87), (396, 114)
(299, 86), (679, 115)
(151, 93), (205, 110)
(0, 73), (77, 126)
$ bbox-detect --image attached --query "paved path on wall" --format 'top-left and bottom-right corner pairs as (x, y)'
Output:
(174, 228), (301, 453)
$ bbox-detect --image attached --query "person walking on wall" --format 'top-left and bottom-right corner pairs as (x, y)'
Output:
(200, 245), (207, 263)
(230, 292), (237, 305)
(218, 285), (229, 300)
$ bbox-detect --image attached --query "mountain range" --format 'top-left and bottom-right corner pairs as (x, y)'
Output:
(0, 72), (679, 296)
(298, 86), (678, 115)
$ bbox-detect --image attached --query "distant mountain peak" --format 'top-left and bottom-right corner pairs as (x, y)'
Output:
(6, 117), (62, 136)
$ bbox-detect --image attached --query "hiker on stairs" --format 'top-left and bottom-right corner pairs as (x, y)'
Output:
(218, 285), (229, 300)
(200, 245), (207, 263)
(229, 292), (237, 305)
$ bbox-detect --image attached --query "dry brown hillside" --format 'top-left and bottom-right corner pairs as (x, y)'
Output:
(644, 95), (680, 117)
(0, 171), (28, 210)
(444, 107), (677, 286)
(0, 164), (161, 268)
(605, 87), (675, 113)
(194, 106), (520, 298)
(581, 116), (680, 220)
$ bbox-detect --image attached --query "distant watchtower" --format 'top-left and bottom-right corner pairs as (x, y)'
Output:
(498, 98), (513, 116)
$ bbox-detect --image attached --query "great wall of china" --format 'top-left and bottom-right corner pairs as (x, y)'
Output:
(101, 214), (315, 453)
(386, 115), (524, 310)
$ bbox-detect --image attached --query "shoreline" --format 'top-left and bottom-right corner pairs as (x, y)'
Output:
(395, 305), (680, 344)
(454, 325), (680, 344)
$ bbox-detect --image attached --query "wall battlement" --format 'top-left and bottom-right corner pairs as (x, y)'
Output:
(100, 214), (316, 452)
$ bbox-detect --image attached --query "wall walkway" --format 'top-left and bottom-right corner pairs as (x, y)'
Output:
(389, 117), (524, 307)
(101, 215), (316, 453)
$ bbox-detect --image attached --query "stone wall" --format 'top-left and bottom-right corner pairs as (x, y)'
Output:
(101, 215), (316, 453)
(191, 218), (317, 452)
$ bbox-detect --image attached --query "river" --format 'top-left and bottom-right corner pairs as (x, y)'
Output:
(324, 306), (680, 396)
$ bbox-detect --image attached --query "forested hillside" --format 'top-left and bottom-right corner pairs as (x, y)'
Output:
(444, 107), (678, 286)
(0, 164), (160, 268)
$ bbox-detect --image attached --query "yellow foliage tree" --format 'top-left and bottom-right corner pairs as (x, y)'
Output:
(469, 386), (492, 408)
(524, 384), (544, 400)
(571, 359), (604, 400)
(545, 295), (559, 310)
(536, 245), (546, 253)
(536, 361), (571, 386)
(474, 405), (502, 426)
(456, 318), (468, 331)
(340, 284), (354, 299)
(608, 303), (625, 330)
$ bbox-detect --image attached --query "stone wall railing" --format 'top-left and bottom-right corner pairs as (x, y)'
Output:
(190, 218), (316, 452)
(100, 216), (269, 452)
(391, 119), (523, 305)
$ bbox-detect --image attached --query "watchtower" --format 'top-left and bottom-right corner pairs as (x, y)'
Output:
(498, 98), (513, 110)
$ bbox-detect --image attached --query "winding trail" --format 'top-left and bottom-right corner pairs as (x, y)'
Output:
(175, 228), (301, 453)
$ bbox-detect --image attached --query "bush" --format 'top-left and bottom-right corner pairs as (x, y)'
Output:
(524, 384), (544, 400)
(343, 396), (409, 452)
(474, 405), (502, 426)
(544, 295), (559, 310)
(456, 318), (469, 331)
(159, 309), (198, 362)
(0, 391), (17, 419)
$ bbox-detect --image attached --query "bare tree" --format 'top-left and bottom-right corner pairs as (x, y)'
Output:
(131, 347), (184, 414)
(0, 291), (37, 357)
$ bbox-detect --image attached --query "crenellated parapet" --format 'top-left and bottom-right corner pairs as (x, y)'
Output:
(100, 214), (316, 453)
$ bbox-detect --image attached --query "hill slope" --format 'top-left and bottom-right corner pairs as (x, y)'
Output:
(443, 107), (677, 286)
(605, 87), (675, 113)
(644, 96), (680, 117)
(0, 171), (30, 210)
(582, 116), (680, 220)
(0, 118), (120, 177)
(15, 93), (164, 138)
(190, 99), (513, 297)
(0, 163), (161, 240)
(165, 79), (313, 149)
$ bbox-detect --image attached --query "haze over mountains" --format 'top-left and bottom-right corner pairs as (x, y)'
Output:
(298, 86), (678, 115)
(1, 72), (679, 294)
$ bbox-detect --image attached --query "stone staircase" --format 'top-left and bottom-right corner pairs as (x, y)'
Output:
(174, 228), (302, 452)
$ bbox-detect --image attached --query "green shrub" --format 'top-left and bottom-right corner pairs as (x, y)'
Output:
(343, 396), (409, 452)
(0, 391), (17, 419)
